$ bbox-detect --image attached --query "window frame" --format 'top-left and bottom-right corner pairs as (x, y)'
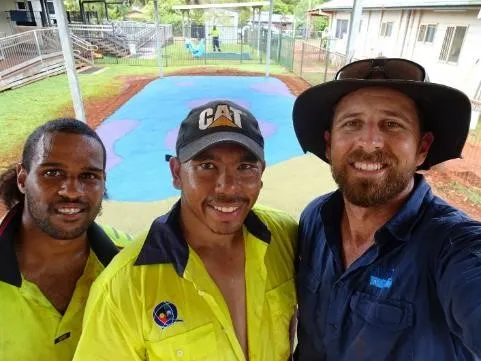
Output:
(335, 19), (349, 39)
(380, 21), (393, 37)
(417, 23), (437, 43)
(438, 25), (468, 64)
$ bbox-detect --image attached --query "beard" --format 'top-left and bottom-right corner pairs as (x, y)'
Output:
(25, 193), (102, 240)
(331, 149), (416, 207)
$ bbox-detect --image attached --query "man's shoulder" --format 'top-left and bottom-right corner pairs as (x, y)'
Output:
(422, 193), (481, 236)
(252, 204), (297, 222)
(97, 224), (133, 248)
(91, 233), (149, 289)
(252, 204), (298, 240)
(300, 192), (336, 221)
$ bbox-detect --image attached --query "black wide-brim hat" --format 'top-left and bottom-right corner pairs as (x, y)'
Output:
(293, 79), (472, 170)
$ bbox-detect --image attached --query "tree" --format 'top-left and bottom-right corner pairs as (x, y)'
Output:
(294, 0), (328, 30)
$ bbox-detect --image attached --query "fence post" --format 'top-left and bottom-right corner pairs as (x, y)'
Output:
(240, 30), (243, 64)
(290, 36), (295, 72)
(323, 40), (330, 83)
(204, 32), (207, 65)
(277, 33), (282, 64)
(33, 30), (44, 67)
(300, 41), (305, 79)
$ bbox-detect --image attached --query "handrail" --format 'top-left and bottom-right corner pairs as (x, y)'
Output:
(71, 33), (98, 51)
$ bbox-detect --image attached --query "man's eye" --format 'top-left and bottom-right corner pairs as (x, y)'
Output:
(343, 120), (360, 128)
(81, 173), (100, 180)
(239, 163), (255, 170)
(44, 170), (61, 177)
(386, 120), (402, 128)
(199, 163), (215, 170)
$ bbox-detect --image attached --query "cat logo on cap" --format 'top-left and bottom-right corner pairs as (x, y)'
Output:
(153, 301), (183, 329)
(198, 103), (244, 130)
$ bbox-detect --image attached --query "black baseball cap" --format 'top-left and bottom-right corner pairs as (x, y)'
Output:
(175, 100), (265, 162)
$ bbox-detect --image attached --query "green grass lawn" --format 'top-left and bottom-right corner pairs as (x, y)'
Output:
(0, 63), (289, 166)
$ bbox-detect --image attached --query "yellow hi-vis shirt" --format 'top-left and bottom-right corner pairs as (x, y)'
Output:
(0, 205), (129, 361)
(73, 202), (298, 361)
(210, 28), (220, 37)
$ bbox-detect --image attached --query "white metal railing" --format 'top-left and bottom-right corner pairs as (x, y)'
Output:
(69, 22), (173, 48)
(0, 28), (96, 77)
(68, 23), (116, 39)
(0, 28), (61, 75)
(71, 34), (97, 65)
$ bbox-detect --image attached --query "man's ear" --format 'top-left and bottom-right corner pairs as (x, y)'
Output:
(16, 163), (27, 194)
(416, 131), (434, 167)
(169, 157), (182, 190)
(324, 131), (331, 162)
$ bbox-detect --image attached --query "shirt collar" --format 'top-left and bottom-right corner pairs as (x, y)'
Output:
(381, 174), (431, 242)
(320, 174), (432, 244)
(135, 200), (272, 276)
(0, 203), (119, 287)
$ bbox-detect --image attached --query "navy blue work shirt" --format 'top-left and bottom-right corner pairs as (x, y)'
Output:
(295, 175), (481, 361)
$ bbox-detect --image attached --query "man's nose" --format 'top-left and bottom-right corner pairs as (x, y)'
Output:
(216, 168), (239, 194)
(358, 123), (384, 152)
(58, 177), (83, 198)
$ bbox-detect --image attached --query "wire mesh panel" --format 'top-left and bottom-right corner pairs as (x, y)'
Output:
(0, 28), (61, 74)
(69, 23), (173, 66)
(292, 38), (346, 85)
(166, 25), (258, 67)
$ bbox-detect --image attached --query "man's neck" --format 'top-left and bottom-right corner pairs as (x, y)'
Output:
(17, 219), (89, 264)
(179, 206), (243, 252)
(340, 178), (415, 270)
(15, 213), (90, 313)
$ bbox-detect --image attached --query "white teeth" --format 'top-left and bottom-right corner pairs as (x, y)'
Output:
(213, 205), (239, 213)
(354, 162), (383, 171)
(57, 208), (81, 215)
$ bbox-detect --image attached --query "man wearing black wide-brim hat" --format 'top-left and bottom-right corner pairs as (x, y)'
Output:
(293, 57), (481, 360)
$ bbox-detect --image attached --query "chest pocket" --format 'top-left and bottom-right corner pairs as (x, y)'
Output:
(147, 323), (218, 361)
(345, 291), (414, 360)
(265, 279), (297, 355)
(350, 291), (413, 331)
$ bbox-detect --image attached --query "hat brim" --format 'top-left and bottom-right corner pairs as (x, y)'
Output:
(293, 79), (471, 170)
(177, 131), (265, 163)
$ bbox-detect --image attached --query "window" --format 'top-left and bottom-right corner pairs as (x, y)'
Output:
(417, 24), (437, 43)
(439, 26), (467, 63)
(380, 22), (393, 37)
(335, 19), (348, 39)
(47, 1), (55, 15)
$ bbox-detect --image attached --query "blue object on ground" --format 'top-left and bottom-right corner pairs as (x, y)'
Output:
(205, 52), (252, 60)
(99, 76), (302, 202)
(185, 39), (205, 57)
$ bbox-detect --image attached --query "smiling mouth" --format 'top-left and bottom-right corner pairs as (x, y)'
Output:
(57, 207), (82, 215)
(352, 161), (387, 171)
(211, 205), (241, 213)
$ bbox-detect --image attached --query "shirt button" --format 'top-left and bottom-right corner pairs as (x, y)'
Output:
(198, 290), (205, 296)
(328, 323), (337, 330)
(176, 349), (184, 357)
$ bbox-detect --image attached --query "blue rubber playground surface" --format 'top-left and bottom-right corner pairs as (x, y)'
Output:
(97, 75), (303, 202)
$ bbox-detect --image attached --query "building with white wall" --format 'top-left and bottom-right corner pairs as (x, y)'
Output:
(310, 0), (481, 100)
(0, 0), (56, 37)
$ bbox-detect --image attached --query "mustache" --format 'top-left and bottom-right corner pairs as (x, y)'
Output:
(207, 194), (249, 204)
(347, 149), (395, 164)
(51, 196), (90, 208)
